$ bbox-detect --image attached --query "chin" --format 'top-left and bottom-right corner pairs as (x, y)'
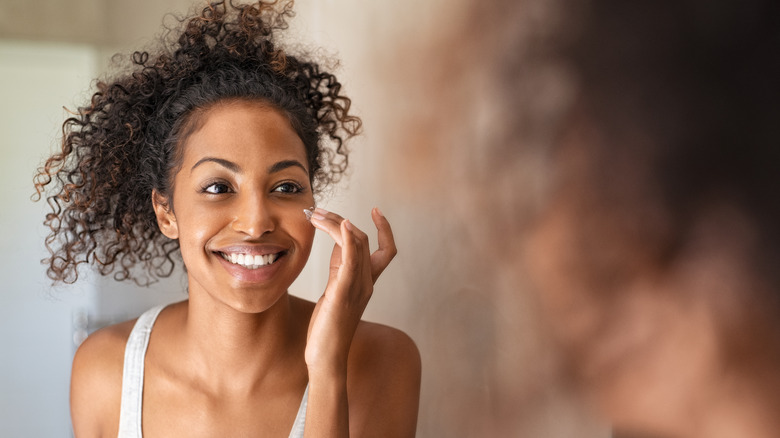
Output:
(219, 286), (291, 314)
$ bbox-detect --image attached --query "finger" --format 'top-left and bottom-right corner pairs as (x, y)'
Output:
(344, 216), (371, 256)
(314, 207), (346, 224)
(310, 208), (346, 247)
(342, 220), (375, 300)
(328, 241), (343, 273)
(370, 207), (397, 282)
(339, 219), (358, 276)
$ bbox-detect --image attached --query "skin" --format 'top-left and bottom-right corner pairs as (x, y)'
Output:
(70, 100), (421, 437)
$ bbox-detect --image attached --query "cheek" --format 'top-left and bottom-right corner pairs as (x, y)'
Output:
(288, 210), (315, 252)
(173, 201), (227, 252)
(282, 194), (316, 246)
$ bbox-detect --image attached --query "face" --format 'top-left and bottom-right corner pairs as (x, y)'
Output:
(153, 100), (315, 313)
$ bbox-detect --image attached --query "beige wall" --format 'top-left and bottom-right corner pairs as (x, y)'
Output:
(1, 1), (608, 436)
(0, 0), (193, 46)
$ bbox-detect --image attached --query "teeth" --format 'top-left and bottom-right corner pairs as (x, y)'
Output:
(220, 252), (279, 269)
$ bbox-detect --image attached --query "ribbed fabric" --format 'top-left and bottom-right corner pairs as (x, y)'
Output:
(117, 305), (164, 438)
(116, 305), (308, 437)
(288, 384), (308, 437)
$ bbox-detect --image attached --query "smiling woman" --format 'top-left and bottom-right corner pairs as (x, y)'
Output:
(32, 2), (420, 437)
(153, 102), (318, 313)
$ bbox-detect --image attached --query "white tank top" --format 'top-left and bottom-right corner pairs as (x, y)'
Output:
(117, 305), (308, 437)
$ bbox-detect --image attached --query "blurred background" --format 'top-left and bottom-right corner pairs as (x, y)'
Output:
(0, 0), (607, 436)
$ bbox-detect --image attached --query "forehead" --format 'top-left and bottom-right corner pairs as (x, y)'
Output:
(180, 100), (308, 169)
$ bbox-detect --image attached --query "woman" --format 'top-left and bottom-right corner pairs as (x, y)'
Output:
(34, 2), (420, 437)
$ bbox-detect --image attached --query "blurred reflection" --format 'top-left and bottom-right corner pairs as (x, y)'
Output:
(380, 0), (780, 436)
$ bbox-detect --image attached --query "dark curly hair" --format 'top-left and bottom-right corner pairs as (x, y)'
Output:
(33, 0), (362, 285)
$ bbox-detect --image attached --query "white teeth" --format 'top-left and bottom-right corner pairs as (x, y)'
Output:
(220, 252), (279, 269)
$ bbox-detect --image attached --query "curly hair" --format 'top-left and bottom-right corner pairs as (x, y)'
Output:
(33, 0), (362, 285)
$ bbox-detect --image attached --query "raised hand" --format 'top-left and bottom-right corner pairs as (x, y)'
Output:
(305, 207), (397, 375)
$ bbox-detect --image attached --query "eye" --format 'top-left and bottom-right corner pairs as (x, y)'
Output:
(201, 181), (232, 194)
(273, 182), (303, 194)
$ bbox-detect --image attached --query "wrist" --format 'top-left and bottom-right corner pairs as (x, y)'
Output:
(307, 361), (348, 385)
(303, 367), (350, 438)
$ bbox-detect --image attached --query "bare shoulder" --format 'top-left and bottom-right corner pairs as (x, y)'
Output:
(290, 295), (421, 381)
(285, 296), (421, 435)
(348, 321), (422, 437)
(70, 318), (136, 438)
(351, 320), (421, 376)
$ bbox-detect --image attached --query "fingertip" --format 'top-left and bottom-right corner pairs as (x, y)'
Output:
(309, 215), (324, 229)
(341, 220), (357, 245)
(372, 207), (388, 225)
(340, 220), (357, 255)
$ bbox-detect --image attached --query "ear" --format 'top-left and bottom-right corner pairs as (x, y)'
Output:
(152, 189), (179, 239)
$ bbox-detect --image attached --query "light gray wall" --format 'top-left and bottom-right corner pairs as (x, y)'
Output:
(0, 40), (96, 438)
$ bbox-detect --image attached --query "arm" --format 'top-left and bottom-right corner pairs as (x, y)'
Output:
(306, 322), (422, 438)
(305, 207), (418, 437)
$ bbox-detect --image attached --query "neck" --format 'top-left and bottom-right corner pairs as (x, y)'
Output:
(176, 291), (307, 394)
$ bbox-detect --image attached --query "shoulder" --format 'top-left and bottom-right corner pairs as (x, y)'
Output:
(351, 321), (421, 379)
(289, 295), (421, 435)
(70, 318), (136, 438)
(291, 295), (421, 381)
(291, 295), (421, 394)
(348, 321), (422, 437)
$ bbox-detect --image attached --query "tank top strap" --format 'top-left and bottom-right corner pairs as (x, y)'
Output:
(117, 305), (166, 438)
(288, 383), (309, 438)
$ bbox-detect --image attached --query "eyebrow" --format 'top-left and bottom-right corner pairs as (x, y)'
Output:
(191, 157), (241, 173)
(190, 157), (308, 176)
(268, 159), (308, 175)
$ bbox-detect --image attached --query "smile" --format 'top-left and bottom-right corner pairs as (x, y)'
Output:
(218, 251), (282, 270)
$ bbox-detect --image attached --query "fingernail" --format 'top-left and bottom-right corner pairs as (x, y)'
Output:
(344, 219), (354, 231)
(311, 212), (326, 221)
(303, 207), (315, 221)
(374, 207), (385, 217)
(314, 207), (328, 215)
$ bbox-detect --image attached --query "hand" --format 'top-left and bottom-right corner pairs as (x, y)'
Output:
(305, 207), (397, 375)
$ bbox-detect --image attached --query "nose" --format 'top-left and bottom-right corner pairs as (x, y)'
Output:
(231, 192), (275, 238)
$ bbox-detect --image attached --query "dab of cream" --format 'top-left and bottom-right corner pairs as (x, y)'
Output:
(303, 207), (315, 221)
